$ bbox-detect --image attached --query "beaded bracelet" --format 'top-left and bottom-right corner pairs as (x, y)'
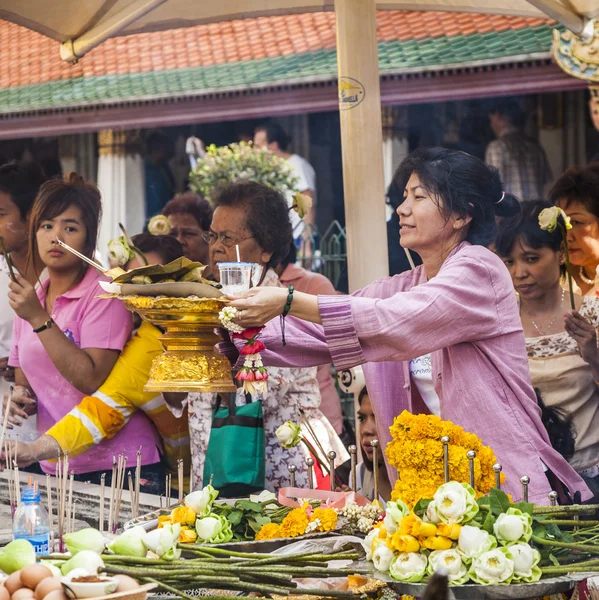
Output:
(280, 284), (294, 346)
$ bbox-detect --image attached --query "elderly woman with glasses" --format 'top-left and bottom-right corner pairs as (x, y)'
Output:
(166, 181), (348, 492)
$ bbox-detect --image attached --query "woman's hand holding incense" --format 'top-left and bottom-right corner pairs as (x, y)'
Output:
(2, 435), (61, 467)
(7, 273), (48, 328)
(0, 357), (14, 383)
(2, 385), (37, 427)
(565, 310), (599, 373)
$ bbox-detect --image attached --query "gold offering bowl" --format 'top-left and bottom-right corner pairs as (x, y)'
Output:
(122, 296), (236, 393)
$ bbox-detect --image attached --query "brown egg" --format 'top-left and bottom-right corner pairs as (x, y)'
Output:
(11, 588), (35, 600)
(41, 590), (68, 600)
(4, 572), (23, 596)
(114, 575), (140, 593)
(20, 566), (52, 591)
(0, 585), (10, 600)
(34, 579), (62, 600)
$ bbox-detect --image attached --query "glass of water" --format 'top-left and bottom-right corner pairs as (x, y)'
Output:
(218, 262), (260, 295)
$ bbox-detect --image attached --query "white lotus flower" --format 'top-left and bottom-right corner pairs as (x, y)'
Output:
(538, 206), (571, 233)
(457, 525), (497, 563)
(107, 526), (147, 558)
(195, 514), (233, 544)
(107, 237), (134, 266)
(143, 523), (181, 559)
(372, 544), (395, 573)
(426, 501), (442, 524)
(275, 421), (302, 449)
(428, 549), (469, 584)
(362, 529), (378, 561)
(469, 547), (514, 585)
(509, 543), (542, 582)
(493, 508), (533, 545)
(148, 214), (172, 236)
(389, 552), (429, 583)
(383, 500), (410, 534)
(185, 484), (219, 517)
(432, 481), (479, 524)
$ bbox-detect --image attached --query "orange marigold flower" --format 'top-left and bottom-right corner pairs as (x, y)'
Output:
(280, 507), (310, 537)
(256, 523), (283, 540)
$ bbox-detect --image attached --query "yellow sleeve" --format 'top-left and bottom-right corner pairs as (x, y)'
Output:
(46, 322), (164, 456)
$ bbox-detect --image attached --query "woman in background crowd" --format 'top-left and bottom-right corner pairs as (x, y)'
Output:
(550, 163), (599, 296)
(5, 174), (161, 481)
(5, 234), (190, 492)
(495, 200), (599, 501)
(0, 161), (47, 442)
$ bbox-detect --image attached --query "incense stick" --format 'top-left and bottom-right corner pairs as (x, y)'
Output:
(128, 471), (134, 514)
(178, 459), (184, 503)
(99, 473), (106, 533)
(66, 471), (74, 535)
(108, 457), (117, 535)
(0, 236), (16, 282)
(134, 448), (141, 518)
(54, 238), (107, 275)
(403, 247), (416, 270)
(119, 223), (148, 266)
(0, 385), (14, 455)
(46, 473), (54, 552)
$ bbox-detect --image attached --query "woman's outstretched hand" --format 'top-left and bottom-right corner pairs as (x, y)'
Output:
(227, 287), (288, 329)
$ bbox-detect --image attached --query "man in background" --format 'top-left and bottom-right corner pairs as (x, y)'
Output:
(145, 131), (176, 219)
(486, 99), (552, 201)
(254, 123), (316, 242)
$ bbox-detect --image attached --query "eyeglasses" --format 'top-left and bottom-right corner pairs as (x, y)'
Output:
(201, 231), (253, 248)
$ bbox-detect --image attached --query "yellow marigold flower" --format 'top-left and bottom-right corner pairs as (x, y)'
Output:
(386, 411), (501, 507)
(311, 508), (338, 532)
(437, 523), (461, 541)
(178, 526), (198, 543)
(171, 505), (197, 526)
(388, 533), (420, 553)
(256, 523), (282, 540)
(422, 536), (454, 551)
(280, 507), (310, 537)
(157, 515), (173, 528)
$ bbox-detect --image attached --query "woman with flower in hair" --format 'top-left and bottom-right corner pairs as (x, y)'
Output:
(496, 200), (599, 501)
(227, 148), (590, 505)
(3, 174), (161, 482)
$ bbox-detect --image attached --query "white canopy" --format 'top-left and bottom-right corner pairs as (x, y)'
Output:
(0, 0), (594, 62)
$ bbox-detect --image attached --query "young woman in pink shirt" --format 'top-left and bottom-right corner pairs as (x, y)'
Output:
(5, 174), (161, 486)
(227, 148), (591, 505)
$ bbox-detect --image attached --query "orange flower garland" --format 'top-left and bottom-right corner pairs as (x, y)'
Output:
(386, 411), (505, 508)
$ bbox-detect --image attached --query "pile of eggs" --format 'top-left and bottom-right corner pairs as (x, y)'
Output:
(0, 566), (140, 600)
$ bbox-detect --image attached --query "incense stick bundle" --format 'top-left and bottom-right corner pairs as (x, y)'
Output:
(165, 474), (172, 507)
(113, 454), (127, 533)
(55, 238), (107, 275)
(0, 236), (16, 282)
(99, 473), (106, 533)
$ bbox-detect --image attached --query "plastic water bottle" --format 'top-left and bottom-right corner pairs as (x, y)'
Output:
(13, 484), (50, 555)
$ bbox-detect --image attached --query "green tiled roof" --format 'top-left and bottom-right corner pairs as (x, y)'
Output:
(0, 24), (554, 113)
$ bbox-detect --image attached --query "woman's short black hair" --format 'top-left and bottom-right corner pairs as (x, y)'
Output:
(162, 192), (213, 232)
(131, 233), (184, 264)
(391, 147), (521, 247)
(0, 161), (47, 219)
(212, 180), (293, 269)
(495, 200), (563, 259)
(548, 163), (599, 219)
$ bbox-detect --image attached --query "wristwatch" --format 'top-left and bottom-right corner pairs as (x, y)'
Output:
(33, 318), (54, 334)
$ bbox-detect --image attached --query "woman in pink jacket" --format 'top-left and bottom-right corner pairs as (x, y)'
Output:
(227, 148), (590, 505)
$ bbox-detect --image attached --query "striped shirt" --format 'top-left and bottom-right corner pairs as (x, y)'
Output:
(46, 321), (191, 483)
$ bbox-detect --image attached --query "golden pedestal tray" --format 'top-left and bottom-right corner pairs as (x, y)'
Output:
(121, 295), (237, 394)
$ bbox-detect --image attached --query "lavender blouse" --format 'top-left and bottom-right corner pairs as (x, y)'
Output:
(256, 242), (590, 504)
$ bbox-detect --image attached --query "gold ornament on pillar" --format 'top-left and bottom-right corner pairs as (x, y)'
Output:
(553, 21), (599, 131)
(98, 130), (143, 156)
